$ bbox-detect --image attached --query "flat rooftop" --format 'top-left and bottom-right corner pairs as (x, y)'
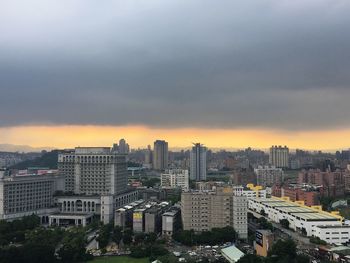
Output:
(291, 212), (340, 221)
(263, 201), (299, 208)
(275, 206), (316, 214)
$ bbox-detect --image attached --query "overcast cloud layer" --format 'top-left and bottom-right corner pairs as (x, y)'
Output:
(1, 0), (350, 130)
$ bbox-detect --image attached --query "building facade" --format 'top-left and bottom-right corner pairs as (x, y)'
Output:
(54, 190), (138, 225)
(58, 147), (128, 195)
(190, 143), (207, 181)
(161, 169), (189, 190)
(153, 140), (168, 170)
(181, 187), (248, 239)
(298, 169), (346, 198)
(269, 146), (289, 168)
(254, 166), (284, 187)
(248, 197), (349, 244)
(0, 170), (64, 221)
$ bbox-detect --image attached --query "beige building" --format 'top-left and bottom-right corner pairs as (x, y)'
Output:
(181, 187), (248, 239)
(161, 169), (189, 190)
(269, 146), (289, 168)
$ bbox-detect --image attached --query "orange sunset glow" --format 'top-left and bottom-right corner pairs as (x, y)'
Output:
(0, 125), (349, 151)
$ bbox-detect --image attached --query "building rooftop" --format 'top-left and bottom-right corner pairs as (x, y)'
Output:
(221, 245), (245, 263)
(275, 206), (316, 214)
(291, 212), (339, 221)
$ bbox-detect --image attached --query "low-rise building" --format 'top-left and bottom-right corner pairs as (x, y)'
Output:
(162, 208), (180, 237)
(314, 225), (350, 245)
(248, 197), (349, 244)
(54, 190), (138, 225)
(132, 201), (170, 233)
(115, 200), (145, 229)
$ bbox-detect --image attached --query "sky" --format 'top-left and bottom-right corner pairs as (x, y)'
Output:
(1, 0), (350, 150)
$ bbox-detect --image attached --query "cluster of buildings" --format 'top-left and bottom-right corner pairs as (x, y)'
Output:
(298, 169), (349, 198)
(144, 141), (208, 181)
(5, 139), (350, 251)
(115, 200), (181, 237)
(272, 185), (320, 206)
(1, 144), (139, 226)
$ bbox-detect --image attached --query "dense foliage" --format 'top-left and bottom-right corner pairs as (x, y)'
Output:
(10, 150), (59, 169)
(0, 215), (40, 246)
(173, 226), (238, 246)
(0, 215), (92, 263)
(279, 219), (290, 229)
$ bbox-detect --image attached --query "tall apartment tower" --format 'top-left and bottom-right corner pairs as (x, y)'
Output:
(181, 187), (248, 239)
(269, 145), (289, 168)
(58, 146), (128, 195)
(118, 138), (130, 154)
(153, 140), (168, 170)
(190, 143), (207, 181)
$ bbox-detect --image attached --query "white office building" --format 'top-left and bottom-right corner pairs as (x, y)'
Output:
(58, 147), (128, 195)
(248, 197), (350, 244)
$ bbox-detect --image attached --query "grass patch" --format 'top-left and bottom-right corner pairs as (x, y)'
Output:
(91, 256), (149, 263)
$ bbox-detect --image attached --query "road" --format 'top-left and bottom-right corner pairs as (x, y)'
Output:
(86, 229), (99, 250)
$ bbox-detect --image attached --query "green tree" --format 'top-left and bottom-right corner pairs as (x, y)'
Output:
(237, 254), (264, 263)
(58, 228), (92, 263)
(123, 229), (133, 245)
(112, 226), (123, 245)
(279, 219), (290, 229)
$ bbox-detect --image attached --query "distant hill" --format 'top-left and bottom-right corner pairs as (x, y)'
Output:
(0, 144), (54, 153)
(10, 150), (60, 169)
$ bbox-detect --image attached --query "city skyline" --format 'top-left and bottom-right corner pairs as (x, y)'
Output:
(1, 124), (350, 151)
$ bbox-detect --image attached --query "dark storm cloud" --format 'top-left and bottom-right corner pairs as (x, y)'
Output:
(1, 0), (350, 130)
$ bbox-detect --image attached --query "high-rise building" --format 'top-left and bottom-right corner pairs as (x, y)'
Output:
(181, 187), (248, 239)
(153, 140), (168, 170)
(58, 146), (128, 195)
(190, 143), (207, 181)
(112, 138), (130, 154)
(161, 169), (189, 190)
(118, 138), (130, 154)
(269, 146), (289, 168)
(254, 166), (284, 187)
(144, 145), (153, 169)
